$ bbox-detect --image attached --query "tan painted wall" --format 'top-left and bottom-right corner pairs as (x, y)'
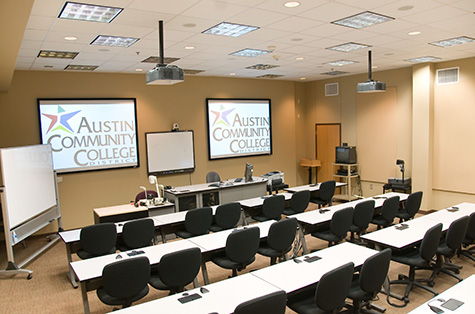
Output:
(0, 71), (298, 231)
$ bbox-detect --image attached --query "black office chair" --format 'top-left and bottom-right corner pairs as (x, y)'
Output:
(349, 200), (375, 243)
(458, 212), (475, 262)
(251, 194), (285, 222)
(175, 206), (213, 239)
(267, 178), (289, 195)
(149, 247), (201, 295)
(206, 171), (221, 183)
(430, 215), (469, 282)
(370, 196), (400, 230)
(77, 223), (117, 259)
(211, 227), (260, 277)
(311, 207), (354, 247)
(345, 248), (392, 314)
(117, 218), (155, 251)
(389, 223), (443, 303)
(234, 290), (287, 314)
(134, 190), (158, 204)
(283, 190), (310, 216)
(257, 218), (298, 265)
(310, 180), (336, 208)
(210, 202), (242, 232)
(287, 262), (355, 314)
(96, 256), (150, 309)
(396, 191), (423, 222)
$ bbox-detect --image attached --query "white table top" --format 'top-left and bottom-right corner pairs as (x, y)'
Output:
(285, 181), (347, 193)
(111, 273), (282, 314)
(152, 206), (221, 226)
(251, 242), (378, 293)
(165, 177), (267, 195)
(289, 192), (409, 226)
(238, 192), (293, 208)
(187, 220), (274, 252)
(70, 239), (201, 282)
(408, 275), (475, 314)
(93, 203), (148, 217)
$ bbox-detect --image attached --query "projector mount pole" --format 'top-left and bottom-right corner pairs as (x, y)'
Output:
(367, 50), (372, 82)
(158, 20), (165, 66)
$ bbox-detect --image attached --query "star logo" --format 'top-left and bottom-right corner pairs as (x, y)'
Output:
(42, 106), (81, 134)
(211, 105), (235, 127)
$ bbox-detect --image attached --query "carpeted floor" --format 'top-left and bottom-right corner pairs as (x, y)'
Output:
(1, 212), (474, 314)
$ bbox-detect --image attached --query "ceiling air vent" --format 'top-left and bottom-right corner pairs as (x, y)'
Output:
(437, 67), (459, 85)
(325, 83), (339, 96)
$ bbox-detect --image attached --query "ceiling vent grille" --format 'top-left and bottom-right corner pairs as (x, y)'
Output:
(325, 83), (339, 96)
(437, 67), (459, 85)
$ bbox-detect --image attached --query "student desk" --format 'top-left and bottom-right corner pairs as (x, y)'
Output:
(164, 177), (267, 211)
(71, 239), (202, 314)
(251, 242), (378, 294)
(237, 192), (293, 219)
(408, 274), (475, 314)
(288, 192), (409, 254)
(284, 181), (347, 193)
(111, 273), (283, 314)
(93, 202), (175, 224)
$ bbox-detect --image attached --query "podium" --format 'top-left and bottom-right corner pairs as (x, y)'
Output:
(300, 158), (321, 184)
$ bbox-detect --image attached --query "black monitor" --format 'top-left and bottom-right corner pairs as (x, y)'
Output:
(335, 146), (357, 164)
(244, 163), (253, 182)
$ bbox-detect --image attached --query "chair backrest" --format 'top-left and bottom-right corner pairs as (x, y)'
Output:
(465, 212), (475, 242)
(267, 218), (298, 252)
(206, 171), (221, 183)
(359, 248), (392, 294)
(405, 191), (423, 217)
(315, 262), (355, 312)
(157, 247), (201, 289)
(262, 195), (285, 220)
(234, 290), (287, 314)
(290, 190), (310, 214)
(135, 190), (158, 203)
(380, 196), (400, 223)
(318, 180), (336, 202)
(122, 218), (155, 249)
(445, 215), (470, 251)
(420, 223), (443, 262)
(226, 227), (260, 264)
(352, 200), (375, 229)
(215, 202), (242, 230)
(330, 207), (354, 238)
(102, 256), (150, 299)
(80, 223), (117, 256)
(185, 206), (213, 236)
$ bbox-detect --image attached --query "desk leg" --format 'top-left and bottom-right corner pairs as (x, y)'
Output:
(308, 167), (312, 184)
(201, 261), (210, 285)
(80, 281), (90, 314)
(298, 226), (308, 255)
(160, 228), (167, 244)
(65, 244), (78, 289)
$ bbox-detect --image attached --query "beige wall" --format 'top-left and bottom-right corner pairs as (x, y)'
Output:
(0, 71), (298, 231)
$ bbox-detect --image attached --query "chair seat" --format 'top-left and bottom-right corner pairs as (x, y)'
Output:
(77, 247), (116, 259)
(347, 278), (370, 302)
(349, 225), (363, 233)
(311, 230), (341, 244)
(175, 230), (208, 239)
(437, 243), (454, 257)
(286, 297), (327, 314)
(212, 254), (256, 270)
(251, 214), (274, 222)
(149, 274), (173, 292)
(97, 286), (149, 306)
(257, 244), (291, 258)
(371, 216), (389, 227)
(391, 250), (429, 269)
(283, 208), (297, 216)
(209, 225), (224, 232)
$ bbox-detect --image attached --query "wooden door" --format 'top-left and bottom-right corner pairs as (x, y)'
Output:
(315, 124), (341, 182)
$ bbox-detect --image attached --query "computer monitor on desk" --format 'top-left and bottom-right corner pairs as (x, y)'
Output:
(245, 163), (253, 182)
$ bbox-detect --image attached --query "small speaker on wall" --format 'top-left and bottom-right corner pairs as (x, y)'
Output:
(325, 83), (339, 96)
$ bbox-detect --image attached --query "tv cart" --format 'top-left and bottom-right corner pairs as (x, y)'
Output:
(332, 163), (359, 201)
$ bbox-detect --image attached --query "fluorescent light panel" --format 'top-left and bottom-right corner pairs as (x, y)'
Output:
(332, 11), (394, 29)
(38, 50), (78, 59)
(257, 74), (284, 79)
(141, 56), (180, 64)
(183, 69), (205, 75)
(58, 2), (122, 23)
(91, 35), (139, 47)
(230, 48), (270, 57)
(323, 60), (358, 66)
(429, 36), (474, 47)
(327, 42), (371, 52)
(64, 65), (98, 71)
(203, 22), (259, 37)
(246, 64), (279, 70)
(321, 70), (349, 76)
(404, 56), (441, 63)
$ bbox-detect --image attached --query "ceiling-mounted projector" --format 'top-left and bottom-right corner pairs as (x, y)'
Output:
(357, 50), (386, 93)
(146, 20), (184, 85)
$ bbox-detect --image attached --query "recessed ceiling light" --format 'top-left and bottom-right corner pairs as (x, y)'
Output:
(184, 46), (195, 50)
(246, 64), (280, 70)
(135, 68), (144, 72)
(300, 77), (307, 80)
(229, 73), (236, 76)
(38, 50), (78, 59)
(284, 1), (300, 8)
(404, 56), (442, 63)
(203, 22), (259, 37)
(58, 2), (123, 23)
(295, 57), (305, 61)
(64, 64), (98, 71)
(64, 36), (78, 41)
(90, 35), (139, 47)
(429, 36), (474, 47)
(408, 31), (421, 36)
(44, 65), (54, 68)
(332, 11), (394, 29)
(230, 48), (270, 57)
(327, 42), (371, 52)
(323, 60), (358, 66)
(291, 38), (303, 42)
